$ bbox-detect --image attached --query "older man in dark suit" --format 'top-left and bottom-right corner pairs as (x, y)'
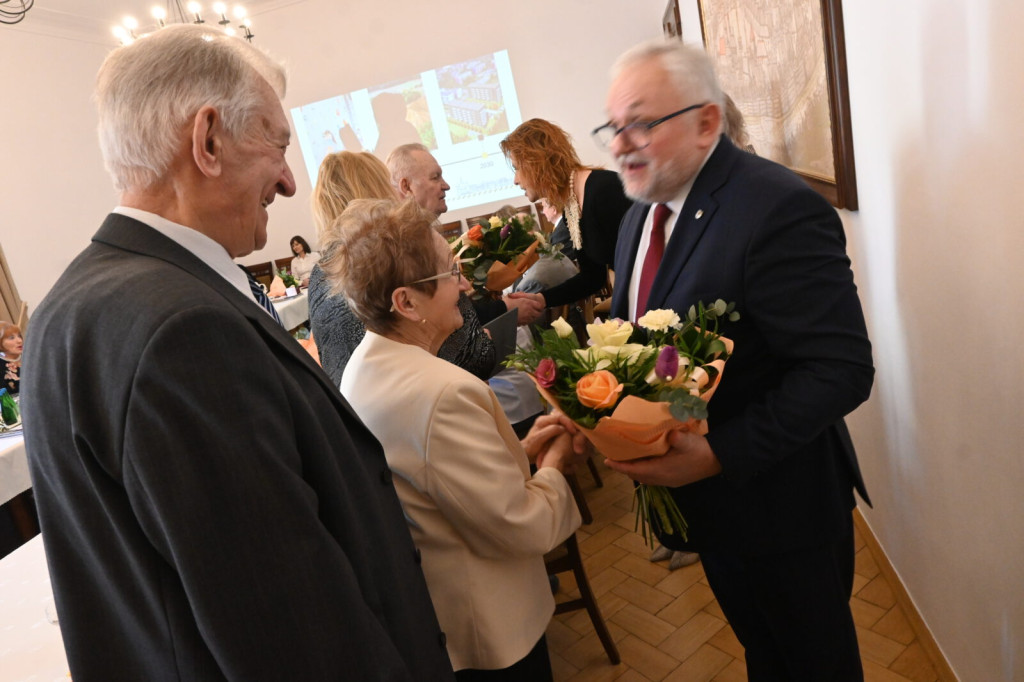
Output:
(600, 40), (874, 680)
(22, 24), (453, 681)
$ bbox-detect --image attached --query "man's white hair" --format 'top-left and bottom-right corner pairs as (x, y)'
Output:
(384, 142), (431, 190)
(95, 23), (287, 192)
(612, 39), (725, 134)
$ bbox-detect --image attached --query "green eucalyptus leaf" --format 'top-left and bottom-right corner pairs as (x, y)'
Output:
(668, 393), (709, 422)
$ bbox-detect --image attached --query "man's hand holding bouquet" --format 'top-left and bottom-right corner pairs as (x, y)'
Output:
(506, 301), (738, 545)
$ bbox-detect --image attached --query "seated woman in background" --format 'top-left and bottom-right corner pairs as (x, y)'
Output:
(326, 199), (583, 681)
(287, 235), (320, 287)
(308, 151), (494, 385)
(1, 322), (23, 395)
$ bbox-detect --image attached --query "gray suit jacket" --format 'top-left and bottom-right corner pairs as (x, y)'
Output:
(23, 214), (454, 681)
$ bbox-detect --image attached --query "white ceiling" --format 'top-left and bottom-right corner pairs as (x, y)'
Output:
(7, 0), (300, 45)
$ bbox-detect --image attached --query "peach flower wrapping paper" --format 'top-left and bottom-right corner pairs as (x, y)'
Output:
(484, 241), (539, 292)
(531, 350), (728, 461)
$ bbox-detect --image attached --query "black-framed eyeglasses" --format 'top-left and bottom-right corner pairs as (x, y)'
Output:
(591, 102), (709, 150)
(406, 259), (463, 286)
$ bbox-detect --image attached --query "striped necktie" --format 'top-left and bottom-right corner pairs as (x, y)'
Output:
(240, 266), (283, 327)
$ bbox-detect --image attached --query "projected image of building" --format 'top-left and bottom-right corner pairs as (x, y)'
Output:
(291, 49), (524, 212)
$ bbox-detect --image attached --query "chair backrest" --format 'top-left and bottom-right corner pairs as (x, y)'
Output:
(245, 262), (274, 287)
(273, 257), (293, 274)
(438, 220), (463, 241)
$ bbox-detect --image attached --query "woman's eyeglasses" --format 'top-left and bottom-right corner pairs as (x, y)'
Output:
(406, 260), (463, 286)
(390, 261), (465, 312)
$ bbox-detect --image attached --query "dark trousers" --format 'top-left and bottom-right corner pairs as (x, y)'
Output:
(454, 635), (553, 682)
(699, 513), (863, 681)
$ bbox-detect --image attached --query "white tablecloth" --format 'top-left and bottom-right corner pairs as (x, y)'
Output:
(0, 433), (29, 506)
(271, 292), (309, 331)
(0, 535), (69, 681)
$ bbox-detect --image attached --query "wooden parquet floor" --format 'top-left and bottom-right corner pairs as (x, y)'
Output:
(547, 461), (942, 682)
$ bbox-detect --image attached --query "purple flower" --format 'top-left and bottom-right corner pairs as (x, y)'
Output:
(535, 357), (557, 388)
(500, 222), (512, 239)
(655, 345), (679, 380)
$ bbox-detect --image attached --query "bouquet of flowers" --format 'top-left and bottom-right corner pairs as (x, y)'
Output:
(450, 212), (557, 298)
(506, 301), (738, 545)
(277, 269), (300, 289)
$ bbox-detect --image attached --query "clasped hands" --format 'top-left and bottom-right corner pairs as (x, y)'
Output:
(521, 412), (588, 474)
(503, 292), (545, 326)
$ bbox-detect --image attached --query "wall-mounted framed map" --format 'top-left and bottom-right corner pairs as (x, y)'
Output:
(698, 0), (858, 209)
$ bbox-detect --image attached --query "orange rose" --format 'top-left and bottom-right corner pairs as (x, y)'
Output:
(576, 370), (624, 410)
(465, 224), (484, 243)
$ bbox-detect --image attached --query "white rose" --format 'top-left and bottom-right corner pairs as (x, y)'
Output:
(586, 319), (633, 347)
(488, 216), (504, 229)
(597, 343), (651, 364)
(638, 309), (682, 332)
(551, 317), (575, 338)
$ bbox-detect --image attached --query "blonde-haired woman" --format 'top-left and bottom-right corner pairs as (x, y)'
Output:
(308, 151), (494, 385)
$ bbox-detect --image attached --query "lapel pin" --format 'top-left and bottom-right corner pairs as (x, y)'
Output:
(694, 209), (704, 220)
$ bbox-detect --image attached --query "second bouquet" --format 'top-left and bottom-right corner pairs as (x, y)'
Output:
(450, 211), (555, 298)
(506, 301), (738, 545)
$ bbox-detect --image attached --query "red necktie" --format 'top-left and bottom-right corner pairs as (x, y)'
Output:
(635, 203), (672, 319)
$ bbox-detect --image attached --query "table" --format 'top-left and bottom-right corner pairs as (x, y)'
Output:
(0, 535), (70, 681)
(0, 433), (29, 506)
(271, 291), (309, 331)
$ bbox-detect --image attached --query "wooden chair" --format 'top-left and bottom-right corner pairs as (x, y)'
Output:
(545, 533), (620, 665)
(273, 257), (293, 275)
(245, 261), (274, 287)
(438, 220), (463, 241)
(467, 205), (534, 228)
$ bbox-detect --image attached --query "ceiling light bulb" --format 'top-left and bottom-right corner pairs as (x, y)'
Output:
(187, 2), (202, 14)
(233, 6), (247, 19)
(151, 6), (166, 20)
(122, 16), (138, 30)
(213, 2), (227, 14)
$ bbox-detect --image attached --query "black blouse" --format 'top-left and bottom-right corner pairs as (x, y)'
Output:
(540, 169), (632, 308)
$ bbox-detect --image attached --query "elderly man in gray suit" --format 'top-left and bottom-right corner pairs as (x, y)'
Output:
(22, 24), (453, 681)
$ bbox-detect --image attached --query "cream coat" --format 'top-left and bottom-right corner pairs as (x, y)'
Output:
(342, 331), (582, 671)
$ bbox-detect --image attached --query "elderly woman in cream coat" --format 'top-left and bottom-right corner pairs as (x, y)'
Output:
(325, 198), (583, 681)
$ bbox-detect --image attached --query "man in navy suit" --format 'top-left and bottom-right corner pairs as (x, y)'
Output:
(600, 40), (874, 680)
(23, 24), (453, 681)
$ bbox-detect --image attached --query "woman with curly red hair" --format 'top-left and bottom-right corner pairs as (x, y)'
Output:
(500, 118), (632, 308)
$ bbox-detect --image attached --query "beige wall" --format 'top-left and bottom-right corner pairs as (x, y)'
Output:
(3, 0), (1023, 678)
(841, 1), (1024, 678)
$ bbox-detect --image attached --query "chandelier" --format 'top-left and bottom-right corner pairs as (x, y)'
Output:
(113, 2), (254, 45)
(1, 0), (34, 25)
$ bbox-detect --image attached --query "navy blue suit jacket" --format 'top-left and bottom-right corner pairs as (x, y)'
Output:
(611, 136), (873, 555)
